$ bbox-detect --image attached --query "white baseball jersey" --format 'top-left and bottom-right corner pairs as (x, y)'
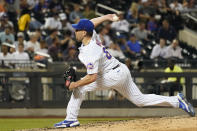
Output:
(66, 30), (179, 121)
(78, 30), (120, 75)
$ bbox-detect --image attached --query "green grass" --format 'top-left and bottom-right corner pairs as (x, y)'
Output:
(0, 118), (134, 131)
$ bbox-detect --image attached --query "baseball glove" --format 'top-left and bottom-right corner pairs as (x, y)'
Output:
(63, 67), (76, 90)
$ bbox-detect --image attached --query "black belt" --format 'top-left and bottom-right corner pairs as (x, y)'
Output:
(112, 64), (120, 70)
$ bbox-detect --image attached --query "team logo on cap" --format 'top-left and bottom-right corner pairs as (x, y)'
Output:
(87, 63), (94, 69)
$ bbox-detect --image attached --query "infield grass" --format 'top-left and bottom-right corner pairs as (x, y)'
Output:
(0, 118), (134, 131)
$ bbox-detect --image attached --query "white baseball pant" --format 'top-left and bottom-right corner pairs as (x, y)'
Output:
(66, 63), (179, 120)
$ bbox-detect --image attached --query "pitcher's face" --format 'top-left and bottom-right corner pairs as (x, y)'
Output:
(75, 30), (86, 42)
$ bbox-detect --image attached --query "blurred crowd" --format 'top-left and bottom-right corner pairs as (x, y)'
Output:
(0, 0), (196, 69)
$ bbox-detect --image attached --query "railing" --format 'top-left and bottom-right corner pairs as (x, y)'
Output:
(185, 13), (197, 22)
(142, 59), (197, 69)
(182, 11), (197, 37)
(1, 58), (197, 71)
(0, 60), (39, 69)
(95, 3), (122, 16)
(0, 71), (196, 108)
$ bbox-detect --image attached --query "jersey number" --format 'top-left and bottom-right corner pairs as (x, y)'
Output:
(103, 47), (112, 59)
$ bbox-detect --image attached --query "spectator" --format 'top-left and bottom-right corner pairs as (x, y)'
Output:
(34, 40), (49, 64)
(188, 0), (196, 8)
(0, 0), (6, 13)
(37, 40), (48, 54)
(99, 27), (113, 48)
(182, 0), (189, 10)
(170, 0), (183, 12)
(19, 0), (30, 12)
(164, 39), (183, 59)
(9, 45), (16, 55)
(25, 32), (40, 57)
(64, 4), (72, 18)
(157, 19), (176, 41)
(18, 8), (31, 32)
(147, 15), (157, 33)
(26, 0), (37, 10)
(34, 29), (43, 42)
(138, 0), (158, 21)
(0, 17), (6, 32)
(45, 29), (58, 47)
(33, 0), (48, 24)
(111, 12), (130, 33)
(0, 44), (12, 67)
(69, 4), (83, 23)
(158, 58), (183, 96)
(4, 0), (18, 31)
(12, 43), (30, 64)
(34, 0), (47, 12)
(126, 2), (139, 23)
(0, 25), (14, 44)
(48, 0), (64, 13)
(150, 38), (167, 59)
(165, 59), (184, 82)
(63, 46), (78, 62)
(29, 17), (43, 31)
(60, 30), (75, 55)
(3, 41), (16, 55)
(158, 0), (171, 13)
(107, 43), (126, 60)
(170, 8), (184, 31)
(157, 0), (171, 28)
(117, 35), (130, 56)
(132, 22), (149, 41)
(0, 13), (14, 32)
(44, 12), (62, 30)
(14, 32), (27, 51)
(126, 34), (142, 58)
(59, 13), (73, 32)
(48, 37), (62, 61)
(83, 4), (96, 19)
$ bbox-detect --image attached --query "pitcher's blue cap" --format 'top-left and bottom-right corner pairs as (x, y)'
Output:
(72, 19), (94, 32)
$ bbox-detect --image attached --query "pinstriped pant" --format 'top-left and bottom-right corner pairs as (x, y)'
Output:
(66, 63), (179, 120)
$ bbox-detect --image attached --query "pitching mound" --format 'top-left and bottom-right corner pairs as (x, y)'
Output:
(25, 116), (197, 131)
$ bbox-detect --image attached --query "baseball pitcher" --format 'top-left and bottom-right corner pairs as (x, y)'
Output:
(54, 14), (195, 128)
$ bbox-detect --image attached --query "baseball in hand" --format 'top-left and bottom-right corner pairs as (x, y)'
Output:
(112, 14), (119, 21)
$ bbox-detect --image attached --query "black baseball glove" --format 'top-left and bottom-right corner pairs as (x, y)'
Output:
(63, 67), (76, 90)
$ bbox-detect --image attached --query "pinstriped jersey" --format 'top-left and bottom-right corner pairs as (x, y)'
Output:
(78, 30), (120, 75)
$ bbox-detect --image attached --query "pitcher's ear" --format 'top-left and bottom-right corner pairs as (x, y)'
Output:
(83, 30), (87, 36)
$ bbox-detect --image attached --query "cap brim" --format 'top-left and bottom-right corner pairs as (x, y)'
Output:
(2, 42), (15, 48)
(72, 24), (79, 29)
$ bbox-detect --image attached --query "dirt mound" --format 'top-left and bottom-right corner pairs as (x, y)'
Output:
(26, 116), (197, 131)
